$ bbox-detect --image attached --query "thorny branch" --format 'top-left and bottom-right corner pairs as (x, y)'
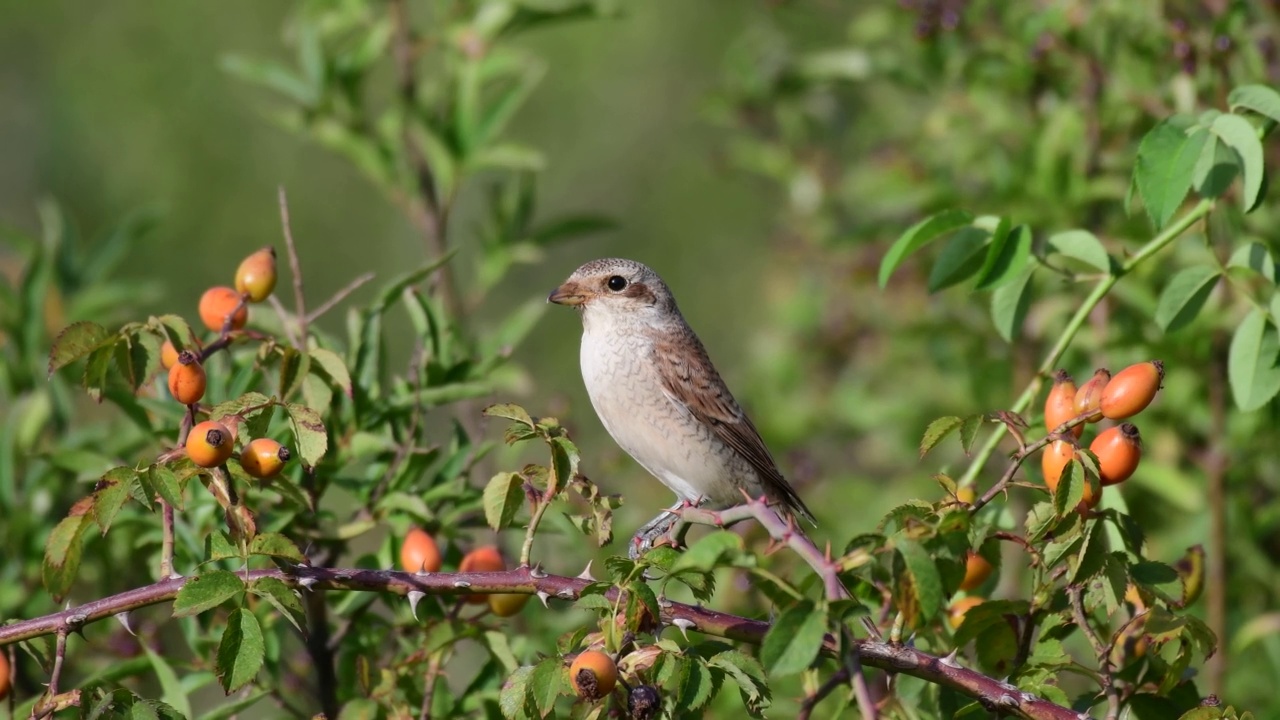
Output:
(0, 565), (1084, 720)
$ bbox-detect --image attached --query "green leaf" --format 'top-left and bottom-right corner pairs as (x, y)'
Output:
(1229, 84), (1280, 122)
(990, 267), (1034, 342)
(1211, 113), (1266, 211)
(708, 650), (771, 712)
(528, 657), (563, 718)
(309, 347), (353, 398)
(499, 665), (537, 720)
(484, 472), (525, 531)
(247, 532), (306, 563)
(1155, 266), (1222, 332)
(974, 223), (1032, 291)
(485, 403), (535, 428)
(927, 226), (990, 292)
(48, 321), (111, 376)
(1228, 307), (1280, 410)
(1046, 229), (1112, 273)
(284, 402), (328, 468)
(894, 537), (944, 624)
(879, 209), (973, 287)
(142, 645), (193, 719)
(92, 466), (137, 534)
(681, 658), (717, 710)
(1134, 121), (1208, 229)
(248, 577), (306, 634)
(759, 600), (827, 676)
(1194, 133), (1239, 198)
(173, 570), (245, 618)
(1228, 242), (1277, 283)
(148, 464), (185, 510)
(919, 416), (963, 457)
(43, 513), (92, 600)
(1051, 461), (1083, 518)
(671, 531), (744, 573)
(216, 608), (265, 694)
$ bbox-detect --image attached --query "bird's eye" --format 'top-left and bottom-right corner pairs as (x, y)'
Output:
(606, 275), (628, 292)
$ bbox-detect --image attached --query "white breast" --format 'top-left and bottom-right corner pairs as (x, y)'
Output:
(578, 321), (715, 503)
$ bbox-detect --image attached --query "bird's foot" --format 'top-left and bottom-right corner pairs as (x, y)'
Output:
(628, 497), (707, 561)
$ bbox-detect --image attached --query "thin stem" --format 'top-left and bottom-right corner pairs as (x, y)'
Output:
(277, 187), (308, 346)
(847, 645), (879, 720)
(519, 495), (553, 567)
(1205, 332), (1229, 693)
(306, 272), (376, 325)
(418, 650), (445, 720)
(1069, 586), (1119, 720)
(797, 667), (849, 720)
(160, 501), (175, 578)
(957, 199), (1214, 488)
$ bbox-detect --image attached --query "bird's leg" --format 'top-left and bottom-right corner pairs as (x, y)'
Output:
(630, 498), (696, 560)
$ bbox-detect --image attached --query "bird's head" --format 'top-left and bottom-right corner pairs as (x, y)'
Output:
(548, 258), (677, 326)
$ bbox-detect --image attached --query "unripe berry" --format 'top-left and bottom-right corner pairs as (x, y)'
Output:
(198, 286), (248, 332)
(1090, 423), (1141, 486)
(187, 420), (234, 468)
(458, 545), (504, 604)
(947, 596), (985, 629)
(234, 247), (278, 303)
(958, 550), (994, 591)
(569, 650), (618, 700)
(1044, 369), (1083, 437)
(1101, 361), (1164, 420)
(167, 351), (207, 405)
(160, 340), (180, 370)
(240, 438), (290, 479)
(399, 528), (442, 574)
(1073, 368), (1111, 423)
(488, 593), (530, 617)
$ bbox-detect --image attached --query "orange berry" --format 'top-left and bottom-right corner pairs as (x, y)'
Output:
(1090, 423), (1141, 486)
(569, 650), (618, 700)
(0, 650), (9, 700)
(1044, 369), (1083, 438)
(160, 340), (180, 370)
(167, 351), (207, 405)
(399, 528), (443, 574)
(1101, 361), (1164, 420)
(234, 247), (278, 303)
(198, 286), (248, 332)
(1042, 439), (1099, 510)
(240, 438), (290, 479)
(1073, 368), (1111, 423)
(488, 593), (530, 617)
(187, 420), (234, 468)
(947, 596), (985, 629)
(459, 545), (505, 603)
(959, 550), (994, 591)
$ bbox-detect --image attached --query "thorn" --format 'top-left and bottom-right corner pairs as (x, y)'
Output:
(657, 594), (672, 609)
(556, 588), (575, 599)
(824, 541), (833, 562)
(576, 560), (595, 581)
(407, 590), (425, 620)
(299, 576), (317, 591)
(940, 648), (959, 667)
(415, 567), (432, 577)
(114, 611), (136, 636)
(529, 563), (548, 579)
(168, 571), (184, 580)
(537, 591), (550, 608)
(671, 618), (696, 640)
(453, 580), (472, 589)
(737, 487), (753, 503)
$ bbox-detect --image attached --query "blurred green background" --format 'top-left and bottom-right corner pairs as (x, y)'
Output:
(5, 0), (1280, 715)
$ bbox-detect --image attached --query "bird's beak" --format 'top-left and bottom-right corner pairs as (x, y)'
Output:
(548, 281), (587, 306)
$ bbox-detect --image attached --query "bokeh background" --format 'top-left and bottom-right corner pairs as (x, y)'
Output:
(4, 0), (1280, 715)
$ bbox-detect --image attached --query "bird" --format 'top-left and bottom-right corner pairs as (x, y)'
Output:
(548, 257), (816, 558)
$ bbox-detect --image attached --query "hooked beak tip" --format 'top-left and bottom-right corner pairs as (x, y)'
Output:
(548, 283), (585, 306)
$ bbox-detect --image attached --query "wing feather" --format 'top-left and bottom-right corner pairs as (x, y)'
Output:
(649, 330), (816, 525)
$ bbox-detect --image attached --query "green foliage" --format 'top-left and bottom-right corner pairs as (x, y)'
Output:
(4, 1), (1280, 718)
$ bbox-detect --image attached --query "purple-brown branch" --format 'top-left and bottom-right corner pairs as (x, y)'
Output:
(0, 566), (1084, 720)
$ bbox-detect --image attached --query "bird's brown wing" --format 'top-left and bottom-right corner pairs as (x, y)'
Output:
(649, 330), (816, 525)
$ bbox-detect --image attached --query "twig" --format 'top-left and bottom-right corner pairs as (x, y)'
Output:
(1205, 332), (1228, 694)
(160, 501), (175, 578)
(797, 666), (849, 720)
(993, 531), (1043, 568)
(31, 630), (71, 719)
(0, 565), (1084, 720)
(304, 589), (339, 717)
(1069, 586), (1119, 720)
(519, 494), (553, 568)
(418, 650), (445, 720)
(847, 644), (879, 720)
(305, 272), (376, 325)
(277, 187), (308, 346)
(668, 496), (850, 602)
(971, 413), (1090, 514)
